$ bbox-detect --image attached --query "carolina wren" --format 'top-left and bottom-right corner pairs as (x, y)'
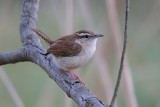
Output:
(32, 28), (103, 85)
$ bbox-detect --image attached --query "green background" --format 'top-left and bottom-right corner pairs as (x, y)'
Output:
(0, 0), (160, 107)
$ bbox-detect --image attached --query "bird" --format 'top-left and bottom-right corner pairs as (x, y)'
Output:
(32, 28), (104, 85)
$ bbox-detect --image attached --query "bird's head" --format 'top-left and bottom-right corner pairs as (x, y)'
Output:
(74, 30), (104, 45)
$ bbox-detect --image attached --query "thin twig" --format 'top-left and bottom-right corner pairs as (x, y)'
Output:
(109, 0), (130, 107)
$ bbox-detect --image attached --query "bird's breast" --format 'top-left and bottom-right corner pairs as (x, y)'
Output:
(54, 42), (96, 70)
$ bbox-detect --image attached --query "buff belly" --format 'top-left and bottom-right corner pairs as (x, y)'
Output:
(55, 55), (88, 69)
(54, 44), (96, 70)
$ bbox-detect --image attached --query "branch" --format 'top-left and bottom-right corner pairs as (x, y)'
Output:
(0, 0), (107, 106)
(0, 49), (28, 65)
(20, 0), (40, 45)
(109, 0), (130, 107)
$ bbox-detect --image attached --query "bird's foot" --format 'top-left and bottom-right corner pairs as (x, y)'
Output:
(60, 69), (85, 85)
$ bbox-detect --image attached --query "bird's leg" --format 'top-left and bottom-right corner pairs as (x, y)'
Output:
(60, 69), (85, 85)
(68, 70), (85, 85)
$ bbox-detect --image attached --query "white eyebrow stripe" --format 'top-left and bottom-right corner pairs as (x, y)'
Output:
(76, 33), (92, 36)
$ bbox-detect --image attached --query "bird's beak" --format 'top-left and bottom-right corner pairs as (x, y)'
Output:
(94, 34), (104, 37)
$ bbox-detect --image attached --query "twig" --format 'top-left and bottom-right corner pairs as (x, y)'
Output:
(109, 0), (130, 107)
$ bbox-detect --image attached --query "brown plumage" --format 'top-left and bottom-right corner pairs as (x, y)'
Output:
(48, 40), (82, 57)
(32, 28), (82, 57)
(76, 30), (94, 35)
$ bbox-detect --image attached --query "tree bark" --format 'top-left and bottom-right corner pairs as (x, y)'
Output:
(0, 0), (107, 107)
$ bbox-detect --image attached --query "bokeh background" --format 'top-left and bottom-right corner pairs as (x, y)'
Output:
(0, 0), (160, 107)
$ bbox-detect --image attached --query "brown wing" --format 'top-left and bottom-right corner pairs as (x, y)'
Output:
(47, 40), (82, 57)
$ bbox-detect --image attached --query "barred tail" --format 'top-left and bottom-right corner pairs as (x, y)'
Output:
(32, 28), (54, 45)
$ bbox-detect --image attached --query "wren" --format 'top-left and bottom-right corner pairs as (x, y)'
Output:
(32, 28), (104, 85)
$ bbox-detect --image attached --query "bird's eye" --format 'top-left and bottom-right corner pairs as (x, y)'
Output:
(85, 35), (89, 38)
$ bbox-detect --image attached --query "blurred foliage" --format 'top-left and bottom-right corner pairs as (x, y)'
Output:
(0, 0), (160, 107)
